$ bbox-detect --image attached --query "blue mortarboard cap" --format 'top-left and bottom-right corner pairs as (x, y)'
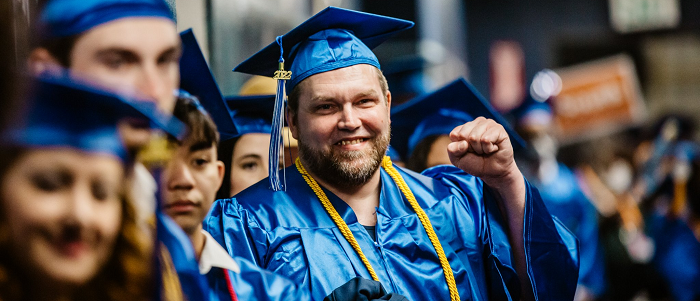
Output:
(383, 55), (431, 98)
(225, 95), (275, 136)
(179, 29), (239, 141)
(407, 110), (473, 157)
(233, 6), (414, 91)
(39, 0), (174, 40)
(391, 78), (526, 159)
(1, 74), (184, 162)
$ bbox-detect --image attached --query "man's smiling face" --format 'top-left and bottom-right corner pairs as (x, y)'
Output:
(288, 64), (391, 188)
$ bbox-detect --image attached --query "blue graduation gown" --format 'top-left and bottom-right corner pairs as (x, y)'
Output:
(200, 231), (310, 301)
(647, 214), (700, 301)
(204, 257), (310, 301)
(536, 163), (606, 297)
(158, 211), (208, 300)
(204, 164), (579, 301)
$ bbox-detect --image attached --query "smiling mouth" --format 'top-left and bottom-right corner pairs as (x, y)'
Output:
(56, 240), (89, 258)
(336, 138), (368, 146)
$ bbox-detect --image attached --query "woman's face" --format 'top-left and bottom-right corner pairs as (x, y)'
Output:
(229, 133), (271, 196)
(1, 148), (124, 286)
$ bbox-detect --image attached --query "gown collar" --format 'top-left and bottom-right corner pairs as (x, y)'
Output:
(199, 230), (240, 274)
(301, 164), (419, 225)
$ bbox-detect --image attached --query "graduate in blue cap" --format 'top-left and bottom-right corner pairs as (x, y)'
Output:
(638, 139), (700, 301)
(512, 87), (606, 301)
(176, 29), (310, 301)
(646, 157), (700, 301)
(26, 2), (212, 299)
(29, 0), (180, 116)
(160, 93), (309, 301)
(220, 94), (279, 197)
(29, 0), (183, 234)
(206, 6), (578, 301)
(390, 78), (526, 172)
(0, 74), (176, 301)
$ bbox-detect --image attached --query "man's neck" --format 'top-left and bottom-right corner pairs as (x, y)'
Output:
(188, 224), (206, 261)
(306, 164), (382, 226)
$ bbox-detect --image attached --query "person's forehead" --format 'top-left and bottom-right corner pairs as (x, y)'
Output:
(234, 133), (270, 154)
(180, 138), (216, 153)
(300, 64), (382, 97)
(76, 17), (178, 52)
(21, 147), (125, 171)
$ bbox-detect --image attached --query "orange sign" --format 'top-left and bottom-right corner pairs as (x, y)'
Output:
(552, 54), (646, 144)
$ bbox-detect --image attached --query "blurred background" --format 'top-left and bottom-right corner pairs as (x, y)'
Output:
(11, 0), (700, 127)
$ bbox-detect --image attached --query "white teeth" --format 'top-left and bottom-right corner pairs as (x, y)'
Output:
(339, 139), (363, 146)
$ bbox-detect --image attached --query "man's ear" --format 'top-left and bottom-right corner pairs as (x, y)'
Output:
(28, 48), (63, 75)
(215, 160), (225, 190)
(386, 90), (392, 125)
(286, 107), (299, 140)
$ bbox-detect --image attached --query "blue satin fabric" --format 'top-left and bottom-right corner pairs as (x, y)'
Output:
(157, 212), (208, 300)
(204, 257), (310, 301)
(647, 214), (700, 301)
(535, 164), (606, 297)
(40, 0), (173, 40)
(204, 164), (579, 301)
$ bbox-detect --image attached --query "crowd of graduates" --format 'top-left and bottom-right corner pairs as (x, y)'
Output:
(0, 0), (697, 300)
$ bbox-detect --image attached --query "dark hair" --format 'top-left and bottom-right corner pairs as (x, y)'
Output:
(171, 94), (220, 147)
(35, 34), (80, 67)
(686, 160), (700, 218)
(215, 137), (240, 200)
(406, 135), (441, 173)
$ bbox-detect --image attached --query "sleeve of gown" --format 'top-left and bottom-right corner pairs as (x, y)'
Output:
(574, 190), (607, 297)
(203, 198), (271, 267)
(423, 166), (580, 301)
(233, 257), (311, 301)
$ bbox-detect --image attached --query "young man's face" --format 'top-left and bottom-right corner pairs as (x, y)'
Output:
(68, 17), (180, 113)
(162, 139), (224, 235)
(287, 64), (391, 188)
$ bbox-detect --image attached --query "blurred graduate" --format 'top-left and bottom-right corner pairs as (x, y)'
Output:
(29, 2), (214, 299)
(0, 74), (173, 301)
(511, 89), (606, 301)
(205, 7), (579, 301)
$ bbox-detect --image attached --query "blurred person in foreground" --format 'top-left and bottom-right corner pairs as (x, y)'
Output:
(29, 0), (181, 225)
(512, 94), (606, 301)
(160, 95), (309, 301)
(0, 75), (154, 301)
(206, 7), (578, 301)
(27, 3), (210, 299)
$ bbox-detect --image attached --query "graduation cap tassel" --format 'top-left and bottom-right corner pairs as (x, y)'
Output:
(269, 36), (291, 191)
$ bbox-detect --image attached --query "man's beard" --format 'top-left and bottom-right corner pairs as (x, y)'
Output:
(298, 130), (390, 190)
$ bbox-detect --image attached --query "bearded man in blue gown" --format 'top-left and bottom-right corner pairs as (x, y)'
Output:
(205, 7), (579, 301)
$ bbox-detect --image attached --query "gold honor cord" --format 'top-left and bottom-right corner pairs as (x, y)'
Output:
(295, 156), (460, 301)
